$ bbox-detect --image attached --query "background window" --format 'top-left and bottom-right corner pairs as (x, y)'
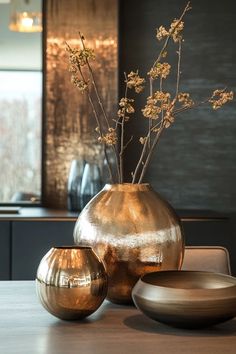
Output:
(0, 70), (42, 203)
(0, 0), (42, 204)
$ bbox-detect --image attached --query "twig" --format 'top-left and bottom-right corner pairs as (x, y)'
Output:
(137, 5), (190, 183)
(132, 130), (152, 183)
(78, 69), (115, 183)
(123, 136), (133, 151)
(173, 97), (211, 115)
(138, 127), (165, 183)
(175, 39), (182, 100)
(103, 146), (114, 183)
(79, 34), (120, 182)
(79, 32), (110, 128)
(136, 3), (190, 184)
(151, 1), (191, 70)
(119, 72), (129, 183)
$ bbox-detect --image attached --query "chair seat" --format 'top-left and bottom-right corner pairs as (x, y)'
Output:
(182, 246), (231, 275)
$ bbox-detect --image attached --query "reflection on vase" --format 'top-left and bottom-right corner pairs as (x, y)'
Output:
(36, 246), (108, 320)
(74, 183), (184, 304)
(80, 162), (102, 209)
(67, 159), (85, 212)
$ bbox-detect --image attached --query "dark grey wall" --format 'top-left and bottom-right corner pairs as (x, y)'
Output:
(119, 0), (236, 213)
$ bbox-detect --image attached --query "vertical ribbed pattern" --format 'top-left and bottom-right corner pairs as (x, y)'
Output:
(43, 0), (118, 208)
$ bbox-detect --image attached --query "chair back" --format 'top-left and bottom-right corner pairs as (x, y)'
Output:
(182, 246), (231, 275)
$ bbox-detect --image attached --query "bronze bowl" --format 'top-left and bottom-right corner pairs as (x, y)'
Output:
(132, 270), (236, 329)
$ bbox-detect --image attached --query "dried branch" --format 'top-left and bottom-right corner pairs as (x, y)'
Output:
(119, 73), (129, 183)
(79, 35), (120, 182)
(66, 1), (233, 187)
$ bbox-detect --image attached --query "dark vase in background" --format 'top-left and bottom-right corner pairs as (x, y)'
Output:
(67, 159), (85, 212)
(80, 162), (102, 209)
(101, 148), (115, 186)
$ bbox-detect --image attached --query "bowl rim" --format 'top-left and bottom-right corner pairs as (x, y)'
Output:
(138, 270), (236, 292)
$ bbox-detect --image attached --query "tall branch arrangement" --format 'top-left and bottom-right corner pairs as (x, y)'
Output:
(66, 2), (233, 184)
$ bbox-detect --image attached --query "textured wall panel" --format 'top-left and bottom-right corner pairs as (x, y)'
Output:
(119, 0), (236, 212)
(43, 0), (118, 208)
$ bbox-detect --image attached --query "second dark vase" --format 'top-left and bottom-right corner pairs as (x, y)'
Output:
(67, 159), (85, 212)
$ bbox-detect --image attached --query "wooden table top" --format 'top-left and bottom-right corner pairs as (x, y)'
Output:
(0, 281), (236, 354)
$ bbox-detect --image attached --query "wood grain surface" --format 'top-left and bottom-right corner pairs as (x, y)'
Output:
(0, 281), (236, 354)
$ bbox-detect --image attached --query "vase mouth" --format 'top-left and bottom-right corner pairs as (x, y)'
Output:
(52, 246), (92, 250)
(103, 183), (151, 192)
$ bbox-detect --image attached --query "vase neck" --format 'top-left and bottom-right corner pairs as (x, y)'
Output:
(103, 183), (152, 192)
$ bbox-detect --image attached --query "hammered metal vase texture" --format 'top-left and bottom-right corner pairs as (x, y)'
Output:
(36, 246), (108, 320)
(73, 183), (184, 304)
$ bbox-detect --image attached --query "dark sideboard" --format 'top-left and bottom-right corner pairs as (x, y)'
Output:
(0, 208), (235, 280)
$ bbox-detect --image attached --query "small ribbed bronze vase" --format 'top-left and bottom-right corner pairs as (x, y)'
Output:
(36, 246), (107, 320)
(74, 183), (184, 304)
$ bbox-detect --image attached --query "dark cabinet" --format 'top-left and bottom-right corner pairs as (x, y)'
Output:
(0, 221), (11, 280)
(183, 218), (232, 248)
(0, 209), (235, 280)
(11, 220), (76, 280)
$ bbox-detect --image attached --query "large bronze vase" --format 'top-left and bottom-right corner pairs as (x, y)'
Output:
(74, 183), (184, 304)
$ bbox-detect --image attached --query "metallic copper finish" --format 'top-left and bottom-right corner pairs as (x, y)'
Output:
(74, 183), (184, 304)
(43, 0), (118, 208)
(132, 270), (236, 329)
(36, 246), (108, 320)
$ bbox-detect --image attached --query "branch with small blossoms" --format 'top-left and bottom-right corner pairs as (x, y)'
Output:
(131, 1), (233, 183)
(66, 1), (234, 186)
(132, 4), (188, 183)
(79, 33), (110, 129)
(137, 90), (234, 183)
(119, 73), (128, 183)
(152, 1), (191, 69)
(66, 43), (114, 182)
(66, 3), (190, 184)
(66, 39), (120, 183)
(172, 89), (233, 117)
(118, 72), (142, 182)
(78, 33), (123, 182)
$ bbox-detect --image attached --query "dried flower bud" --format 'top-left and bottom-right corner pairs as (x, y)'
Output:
(156, 18), (185, 43)
(152, 127), (161, 133)
(178, 92), (194, 107)
(163, 111), (175, 128)
(162, 51), (168, 58)
(126, 71), (145, 93)
(169, 19), (184, 43)
(148, 62), (171, 79)
(156, 26), (169, 41)
(153, 91), (171, 103)
(78, 48), (95, 66)
(142, 97), (161, 120)
(117, 109), (123, 118)
(66, 44), (95, 68)
(118, 98), (135, 118)
(68, 65), (77, 74)
(126, 105), (135, 114)
(71, 76), (89, 92)
(119, 97), (134, 107)
(139, 137), (147, 145)
(98, 128), (117, 146)
(209, 90), (234, 109)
